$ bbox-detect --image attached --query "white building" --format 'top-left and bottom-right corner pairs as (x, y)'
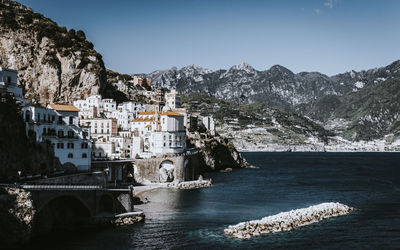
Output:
(165, 89), (181, 109)
(110, 136), (132, 159)
(118, 101), (146, 117)
(130, 106), (186, 158)
(23, 104), (91, 172)
(0, 67), (29, 106)
(108, 109), (135, 131)
(79, 118), (118, 160)
(73, 95), (117, 119)
(202, 116), (216, 134)
(103, 99), (117, 112)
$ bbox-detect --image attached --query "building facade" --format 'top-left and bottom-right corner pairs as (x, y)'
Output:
(23, 104), (91, 171)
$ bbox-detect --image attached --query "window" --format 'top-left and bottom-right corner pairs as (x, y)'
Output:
(37, 113), (40, 121)
(82, 153), (87, 158)
(67, 143), (74, 149)
(58, 116), (63, 124)
(58, 130), (64, 137)
(7, 76), (11, 83)
(57, 143), (64, 149)
(43, 127), (47, 135)
(69, 116), (73, 125)
(95, 129), (97, 134)
(163, 143), (166, 147)
(68, 153), (73, 158)
(67, 130), (74, 138)
(81, 143), (88, 149)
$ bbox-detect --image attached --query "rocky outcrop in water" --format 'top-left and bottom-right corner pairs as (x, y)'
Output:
(224, 202), (354, 239)
(187, 131), (252, 172)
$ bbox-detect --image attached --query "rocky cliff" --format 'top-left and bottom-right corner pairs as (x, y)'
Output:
(0, 187), (35, 247)
(187, 129), (253, 171)
(0, 0), (106, 105)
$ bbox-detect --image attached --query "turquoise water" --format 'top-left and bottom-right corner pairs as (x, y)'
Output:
(32, 152), (400, 249)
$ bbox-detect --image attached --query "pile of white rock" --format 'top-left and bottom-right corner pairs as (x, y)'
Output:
(224, 202), (354, 239)
(174, 180), (212, 189)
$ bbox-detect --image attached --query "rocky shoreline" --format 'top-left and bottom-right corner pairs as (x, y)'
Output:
(88, 211), (145, 227)
(224, 202), (354, 239)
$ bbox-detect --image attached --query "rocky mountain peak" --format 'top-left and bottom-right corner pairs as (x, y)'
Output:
(180, 64), (213, 75)
(267, 65), (294, 76)
(228, 62), (256, 74)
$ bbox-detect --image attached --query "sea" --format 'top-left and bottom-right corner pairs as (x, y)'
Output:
(32, 152), (400, 249)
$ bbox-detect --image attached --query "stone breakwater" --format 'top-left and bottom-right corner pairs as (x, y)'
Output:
(224, 202), (354, 239)
(173, 180), (212, 190)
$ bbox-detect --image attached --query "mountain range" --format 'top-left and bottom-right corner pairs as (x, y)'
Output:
(1, 0), (399, 147)
(138, 61), (400, 141)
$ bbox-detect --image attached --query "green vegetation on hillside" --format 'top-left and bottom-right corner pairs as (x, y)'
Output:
(181, 94), (334, 143)
(0, 0), (103, 66)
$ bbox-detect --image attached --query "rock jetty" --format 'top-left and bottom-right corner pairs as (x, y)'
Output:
(174, 180), (212, 189)
(224, 202), (354, 239)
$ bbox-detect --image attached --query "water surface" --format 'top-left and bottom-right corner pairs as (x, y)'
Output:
(33, 152), (400, 249)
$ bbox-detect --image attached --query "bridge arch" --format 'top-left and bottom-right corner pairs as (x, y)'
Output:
(34, 195), (92, 234)
(159, 160), (175, 183)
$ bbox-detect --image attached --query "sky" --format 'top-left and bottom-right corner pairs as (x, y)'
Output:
(17, 0), (400, 75)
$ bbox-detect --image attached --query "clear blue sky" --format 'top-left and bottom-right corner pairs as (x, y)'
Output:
(17, 0), (400, 75)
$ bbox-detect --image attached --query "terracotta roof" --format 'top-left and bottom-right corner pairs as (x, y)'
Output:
(138, 111), (155, 115)
(138, 110), (184, 117)
(160, 111), (184, 117)
(48, 104), (80, 112)
(131, 118), (155, 122)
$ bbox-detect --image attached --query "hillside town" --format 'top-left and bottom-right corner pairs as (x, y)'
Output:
(1, 66), (216, 174)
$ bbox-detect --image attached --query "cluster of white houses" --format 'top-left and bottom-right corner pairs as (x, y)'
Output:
(73, 90), (188, 160)
(1, 67), (215, 173)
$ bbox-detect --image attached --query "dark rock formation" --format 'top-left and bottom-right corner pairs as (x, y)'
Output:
(0, 187), (35, 247)
(0, 92), (60, 181)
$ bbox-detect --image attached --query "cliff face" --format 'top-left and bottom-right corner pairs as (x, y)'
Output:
(0, 0), (106, 105)
(187, 131), (251, 172)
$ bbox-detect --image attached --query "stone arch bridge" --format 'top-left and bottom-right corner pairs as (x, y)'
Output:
(22, 184), (134, 216)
